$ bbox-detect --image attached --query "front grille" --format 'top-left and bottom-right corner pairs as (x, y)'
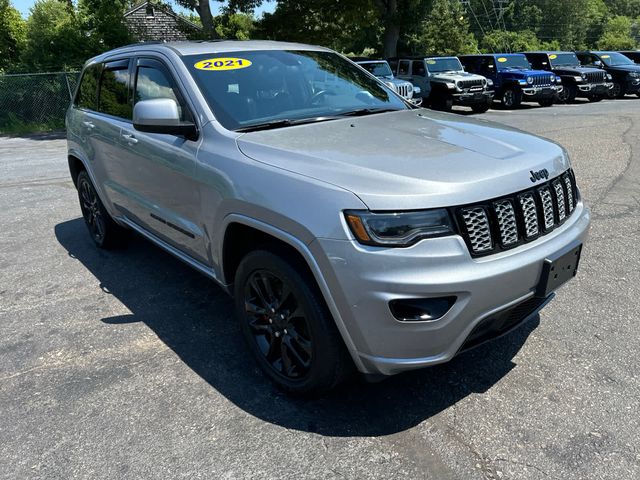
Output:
(457, 170), (578, 257)
(397, 83), (412, 99)
(458, 79), (484, 89)
(531, 74), (554, 86)
(585, 71), (606, 84)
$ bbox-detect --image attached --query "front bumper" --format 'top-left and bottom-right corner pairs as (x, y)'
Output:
(452, 90), (494, 106)
(625, 78), (640, 93)
(311, 202), (590, 376)
(577, 82), (612, 96)
(522, 85), (560, 99)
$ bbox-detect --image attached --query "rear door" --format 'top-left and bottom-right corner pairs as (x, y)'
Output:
(116, 57), (205, 262)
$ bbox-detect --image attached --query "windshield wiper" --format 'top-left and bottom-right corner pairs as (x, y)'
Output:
(235, 116), (338, 133)
(338, 107), (402, 117)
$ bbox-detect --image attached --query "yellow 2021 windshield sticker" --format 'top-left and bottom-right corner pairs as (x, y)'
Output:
(549, 54), (558, 59)
(194, 58), (252, 71)
(497, 57), (507, 62)
(601, 54), (610, 59)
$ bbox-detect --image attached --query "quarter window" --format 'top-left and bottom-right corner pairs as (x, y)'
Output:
(98, 67), (131, 119)
(76, 64), (100, 110)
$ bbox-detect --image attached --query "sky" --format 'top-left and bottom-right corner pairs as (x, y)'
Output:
(12, 0), (276, 18)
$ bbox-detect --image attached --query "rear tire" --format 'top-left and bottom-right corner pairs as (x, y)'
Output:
(234, 250), (351, 396)
(76, 171), (129, 249)
(501, 88), (522, 108)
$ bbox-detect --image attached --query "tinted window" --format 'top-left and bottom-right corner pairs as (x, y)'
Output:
(398, 60), (410, 75)
(549, 53), (580, 67)
(412, 61), (426, 76)
(495, 55), (530, 70)
(358, 61), (393, 77)
(599, 52), (634, 66)
(98, 67), (131, 119)
(425, 57), (463, 73)
(76, 64), (99, 110)
(135, 65), (190, 121)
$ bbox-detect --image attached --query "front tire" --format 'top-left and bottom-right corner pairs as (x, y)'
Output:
(589, 95), (604, 102)
(76, 171), (128, 249)
(538, 98), (554, 107)
(609, 82), (625, 99)
(471, 100), (491, 113)
(234, 250), (350, 396)
(501, 87), (522, 108)
(558, 84), (577, 103)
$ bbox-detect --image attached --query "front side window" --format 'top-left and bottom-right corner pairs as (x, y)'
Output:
(495, 55), (530, 70)
(76, 64), (100, 110)
(412, 61), (426, 76)
(425, 57), (463, 73)
(98, 67), (131, 119)
(398, 60), (410, 75)
(134, 65), (191, 122)
(183, 50), (407, 131)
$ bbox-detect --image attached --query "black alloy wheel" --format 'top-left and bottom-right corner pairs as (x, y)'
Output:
(502, 88), (522, 108)
(244, 269), (313, 380)
(76, 171), (128, 249)
(234, 250), (351, 395)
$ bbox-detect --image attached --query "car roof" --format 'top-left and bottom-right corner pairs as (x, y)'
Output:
(524, 51), (574, 55)
(460, 53), (526, 57)
(88, 40), (332, 63)
(353, 59), (388, 63)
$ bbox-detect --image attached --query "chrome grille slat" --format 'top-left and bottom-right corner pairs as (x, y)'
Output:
(553, 181), (566, 221)
(519, 193), (539, 238)
(457, 170), (578, 257)
(460, 207), (492, 253)
(585, 71), (605, 84)
(532, 74), (553, 87)
(459, 79), (484, 89)
(564, 175), (575, 212)
(539, 187), (555, 230)
(494, 200), (518, 246)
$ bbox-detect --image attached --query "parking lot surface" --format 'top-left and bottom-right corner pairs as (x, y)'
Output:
(1, 100), (639, 479)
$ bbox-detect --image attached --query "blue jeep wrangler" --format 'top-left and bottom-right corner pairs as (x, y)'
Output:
(459, 53), (562, 108)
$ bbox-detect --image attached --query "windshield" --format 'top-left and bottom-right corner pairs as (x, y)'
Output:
(496, 55), (530, 70)
(426, 57), (463, 73)
(183, 50), (407, 131)
(358, 61), (393, 78)
(549, 53), (580, 67)
(599, 52), (635, 66)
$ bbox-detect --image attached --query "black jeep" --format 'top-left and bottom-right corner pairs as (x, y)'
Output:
(576, 51), (640, 98)
(523, 51), (611, 102)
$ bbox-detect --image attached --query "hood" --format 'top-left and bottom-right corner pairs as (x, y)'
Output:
(431, 71), (480, 81)
(498, 68), (553, 79)
(605, 64), (640, 73)
(552, 65), (600, 75)
(236, 109), (570, 210)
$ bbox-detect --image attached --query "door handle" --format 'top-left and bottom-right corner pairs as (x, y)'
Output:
(82, 121), (95, 130)
(121, 133), (138, 145)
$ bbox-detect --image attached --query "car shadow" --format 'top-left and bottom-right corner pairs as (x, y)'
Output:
(55, 218), (539, 437)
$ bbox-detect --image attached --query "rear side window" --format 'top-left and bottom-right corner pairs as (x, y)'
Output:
(398, 60), (410, 75)
(135, 64), (191, 122)
(98, 65), (131, 119)
(76, 64), (100, 110)
(412, 61), (426, 76)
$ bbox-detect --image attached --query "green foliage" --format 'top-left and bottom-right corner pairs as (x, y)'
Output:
(597, 15), (638, 48)
(214, 12), (255, 40)
(0, 0), (26, 72)
(77, 0), (132, 55)
(417, 0), (478, 55)
(480, 29), (560, 53)
(21, 0), (85, 71)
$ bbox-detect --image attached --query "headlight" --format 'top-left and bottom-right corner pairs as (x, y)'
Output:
(628, 72), (640, 78)
(486, 78), (493, 86)
(606, 73), (612, 80)
(345, 210), (454, 247)
(574, 76), (584, 82)
(414, 86), (421, 94)
(527, 76), (534, 84)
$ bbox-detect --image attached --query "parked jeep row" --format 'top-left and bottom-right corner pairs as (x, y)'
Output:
(352, 50), (640, 114)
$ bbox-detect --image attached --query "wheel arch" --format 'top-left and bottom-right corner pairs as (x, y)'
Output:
(68, 154), (87, 187)
(219, 214), (365, 371)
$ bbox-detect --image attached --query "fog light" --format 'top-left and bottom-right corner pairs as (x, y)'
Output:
(389, 297), (456, 322)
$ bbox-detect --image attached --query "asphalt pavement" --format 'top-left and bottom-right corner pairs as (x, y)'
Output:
(1, 99), (639, 479)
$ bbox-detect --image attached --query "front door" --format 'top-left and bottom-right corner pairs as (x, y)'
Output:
(116, 57), (206, 263)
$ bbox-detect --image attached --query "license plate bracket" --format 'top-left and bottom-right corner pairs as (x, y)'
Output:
(536, 244), (582, 297)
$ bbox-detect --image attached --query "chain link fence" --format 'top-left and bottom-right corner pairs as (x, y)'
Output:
(0, 72), (80, 135)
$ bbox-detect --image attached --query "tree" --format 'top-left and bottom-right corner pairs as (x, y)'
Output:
(480, 29), (557, 52)
(214, 12), (255, 39)
(418, 0), (477, 55)
(174, 0), (262, 39)
(21, 0), (85, 71)
(597, 15), (638, 48)
(605, 0), (640, 17)
(78, 0), (132, 55)
(0, 0), (26, 72)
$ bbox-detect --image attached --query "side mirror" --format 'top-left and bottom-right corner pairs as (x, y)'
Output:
(133, 98), (198, 140)
(594, 60), (603, 68)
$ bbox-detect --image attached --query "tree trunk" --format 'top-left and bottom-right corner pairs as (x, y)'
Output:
(196, 1), (216, 39)
(377, 0), (400, 58)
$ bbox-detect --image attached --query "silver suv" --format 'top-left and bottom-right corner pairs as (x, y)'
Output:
(67, 41), (590, 395)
